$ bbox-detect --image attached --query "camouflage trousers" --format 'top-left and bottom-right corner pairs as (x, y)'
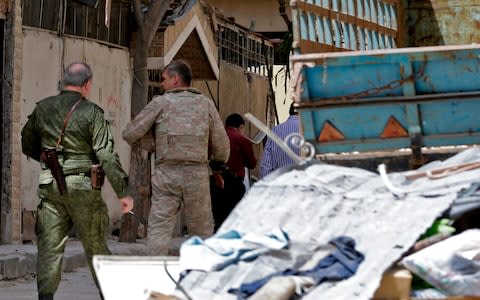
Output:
(36, 174), (110, 296)
(147, 162), (214, 255)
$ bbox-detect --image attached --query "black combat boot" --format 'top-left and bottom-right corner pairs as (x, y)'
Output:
(38, 294), (53, 300)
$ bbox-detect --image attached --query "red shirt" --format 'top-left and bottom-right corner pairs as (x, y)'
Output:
(225, 127), (257, 178)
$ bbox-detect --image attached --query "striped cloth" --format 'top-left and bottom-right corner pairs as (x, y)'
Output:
(260, 115), (300, 178)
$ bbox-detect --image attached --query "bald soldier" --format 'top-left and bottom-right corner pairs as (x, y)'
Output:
(21, 62), (134, 300)
(123, 60), (229, 255)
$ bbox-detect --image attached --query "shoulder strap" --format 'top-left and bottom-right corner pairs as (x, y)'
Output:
(55, 97), (83, 148)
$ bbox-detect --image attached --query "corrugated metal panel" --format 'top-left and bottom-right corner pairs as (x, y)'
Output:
(291, 0), (402, 54)
(175, 147), (480, 300)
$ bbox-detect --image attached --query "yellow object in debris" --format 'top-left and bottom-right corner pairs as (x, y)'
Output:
(373, 268), (412, 300)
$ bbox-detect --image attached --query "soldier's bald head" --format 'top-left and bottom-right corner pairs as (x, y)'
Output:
(63, 62), (93, 87)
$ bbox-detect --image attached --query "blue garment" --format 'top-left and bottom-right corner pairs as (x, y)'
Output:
(260, 115), (300, 178)
(179, 228), (290, 272)
(229, 236), (364, 298)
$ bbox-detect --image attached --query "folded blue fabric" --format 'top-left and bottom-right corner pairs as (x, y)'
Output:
(229, 236), (364, 298)
(179, 227), (290, 272)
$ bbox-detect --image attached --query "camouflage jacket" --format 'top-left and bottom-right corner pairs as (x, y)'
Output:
(21, 90), (130, 198)
(123, 88), (230, 164)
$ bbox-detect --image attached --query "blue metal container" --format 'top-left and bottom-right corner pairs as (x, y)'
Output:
(292, 44), (480, 156)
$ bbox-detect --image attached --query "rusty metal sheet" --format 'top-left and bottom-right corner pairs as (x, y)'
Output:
(174, 147), (480, 300)
(407, 0), (480, 46)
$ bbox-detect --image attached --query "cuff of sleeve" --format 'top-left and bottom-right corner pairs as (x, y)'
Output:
(115, 178), (131, 198)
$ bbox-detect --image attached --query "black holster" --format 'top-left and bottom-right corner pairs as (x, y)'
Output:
(42, 148), (67, 195)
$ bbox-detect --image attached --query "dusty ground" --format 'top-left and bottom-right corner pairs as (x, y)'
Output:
(0, 267), (102, 300)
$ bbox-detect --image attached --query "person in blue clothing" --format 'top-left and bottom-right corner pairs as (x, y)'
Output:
(260, 103), (299, 178)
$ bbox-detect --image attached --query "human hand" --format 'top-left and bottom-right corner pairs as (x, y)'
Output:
(119, 196), (134, 214)
(213, 171), (225, 189)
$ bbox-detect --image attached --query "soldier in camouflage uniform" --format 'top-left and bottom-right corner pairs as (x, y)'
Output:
(21, 62), (134, 300)
(123, 60), (229, 255)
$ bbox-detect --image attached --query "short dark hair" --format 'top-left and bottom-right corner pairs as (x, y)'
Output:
(163, 60), (192, 85)
(225, 113), (245, 128)
(63, 62), (93, 87)
(289, 102), (298, 116)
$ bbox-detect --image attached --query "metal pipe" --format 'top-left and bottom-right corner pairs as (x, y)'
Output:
(244, 113), (304, 165)
(295, 91), (480, 109)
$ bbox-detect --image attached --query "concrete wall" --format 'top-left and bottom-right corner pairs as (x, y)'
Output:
(2, 0), (23, 244)
(193, 61), (270, 178)
(206, 0), (290, 33)
(19, 29), (132, 230)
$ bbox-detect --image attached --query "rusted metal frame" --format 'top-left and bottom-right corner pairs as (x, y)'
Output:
(85, 6), (89, 39)
(395, 0), (404, 47)
(235, 28), (240, 66)
(58, 0), (65, 33)
(39, 0), (44, 28)
(298, 1), (339, 49)
(243, 33), (247, 69)
(73, 3), (77, 34)
(300, 40), (339, 52)
(352, 0), (359, 50)
(291, 0), (302, 52)
(323, 9), (334, 46)
(397, 56), (423, 168)
(293, 91), (480, 109)
(105, 3), (109, 43)
(96, 1), (101, 38)
(378, 0), (398, 5)
(340, 14), (397, 38)
(219, 19), (271, 45)
(216, 23), (273, 75)
(313, 136), (410, 147)
(118, 3), (123, 45)
(217, 24), (273, 65)
(298, 1), (331, 18)
(298, 1), (396, 51)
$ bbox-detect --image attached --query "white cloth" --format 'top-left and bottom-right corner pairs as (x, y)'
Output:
(179, 228), (290, 272)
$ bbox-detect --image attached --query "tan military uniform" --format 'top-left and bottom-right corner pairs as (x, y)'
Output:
(123, 88), (229, 255)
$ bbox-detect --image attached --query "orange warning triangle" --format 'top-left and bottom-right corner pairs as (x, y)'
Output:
(381, 116), (408, 138)
(318, 121), (345, 142)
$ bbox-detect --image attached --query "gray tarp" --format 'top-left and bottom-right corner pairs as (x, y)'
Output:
(174, 147), (480, 300)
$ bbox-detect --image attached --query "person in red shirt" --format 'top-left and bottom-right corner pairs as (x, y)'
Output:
(211, 113), (257, 230)
(225, 113), (257, 179)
